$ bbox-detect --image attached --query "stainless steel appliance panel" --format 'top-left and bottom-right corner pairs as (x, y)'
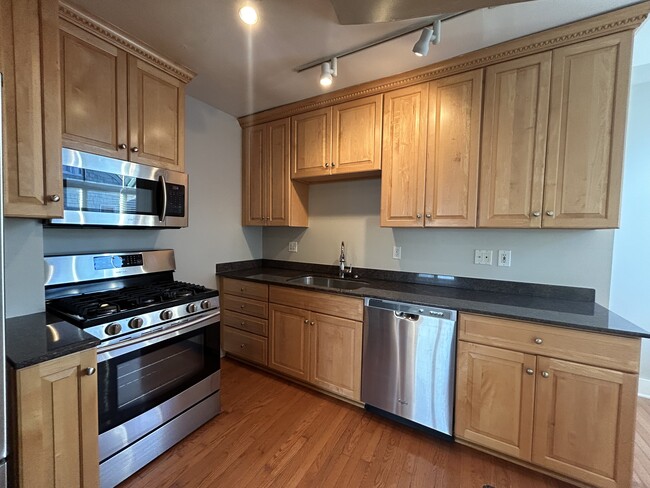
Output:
(361, 298), (457, 436)
(0, 72), (7, 487)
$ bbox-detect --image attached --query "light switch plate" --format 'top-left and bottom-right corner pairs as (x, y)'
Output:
(392, 246), (402, 260)
(498, 250), (511, 267)
(288, 241), (298, 253)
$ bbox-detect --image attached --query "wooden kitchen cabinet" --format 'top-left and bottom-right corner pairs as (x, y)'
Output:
(58, 2), (194, 172)
(291, 95), (382, 181)
(0, 0), (63, 218)
(14, 349), (99, 488)
(479, 32), (632, 229)
(456, 313), (640, 488)
(243, 118), (308, 226)
(268, 286), (363, 401)
(381, 71), (482, 227)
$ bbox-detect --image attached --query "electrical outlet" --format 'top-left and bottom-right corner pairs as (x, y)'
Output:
(474, 250), (493, 265)
(498, 250), (512, 267)
(288, 241), (298, 253)
(392, 246), (402, 260)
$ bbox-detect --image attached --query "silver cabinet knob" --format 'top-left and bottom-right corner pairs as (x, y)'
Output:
(331, 162), (336, 167)
(310, 321), (315, 326)
(240, 321), (245, 326)
(85, 367), (96, 376)
(324, 162), (330, 168)
(526, 368), (534, 375)
(416, 213), (422, 219)
(118, 143), (127, 149)
(532, 211), (541, 217)
(534, 337), (543, 345)
(425, 213), (432, 218)
(546, 210), (554, 217)
(49, 194), (60, 202)
(541, 371), (550, 378)
(131, 147), (139, 153)
(240, 287), (245, 292)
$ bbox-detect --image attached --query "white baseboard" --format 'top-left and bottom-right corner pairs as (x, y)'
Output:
(639, 377), (650, 399)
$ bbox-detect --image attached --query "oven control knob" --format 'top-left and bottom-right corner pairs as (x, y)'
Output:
(129, 317), (144, 329)
(186, 303), (197, 313)
(105, 323), (122, 336)
(200, 299), (211, 310)
(160, 310), (173, 320)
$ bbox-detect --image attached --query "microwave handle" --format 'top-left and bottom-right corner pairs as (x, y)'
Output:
(158, 175), (168, 222)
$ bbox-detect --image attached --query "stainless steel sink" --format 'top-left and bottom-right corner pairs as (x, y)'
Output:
(287, 275), (369, 290)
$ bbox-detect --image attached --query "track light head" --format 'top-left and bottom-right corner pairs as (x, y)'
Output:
(412, 19), (441, 57)
(319, 58), (338, 87)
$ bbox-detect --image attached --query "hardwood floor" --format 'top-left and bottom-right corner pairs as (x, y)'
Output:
(120, 358), (650, 488)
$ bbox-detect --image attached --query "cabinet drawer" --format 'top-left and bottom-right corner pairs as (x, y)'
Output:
(222, 294), (268, 319)
(269, 286), (363, 321)
(222, 278), (268, 301)
(223, 326), (268, 366)
(459, 313), (641, 373)
(221, 310), (268, 337)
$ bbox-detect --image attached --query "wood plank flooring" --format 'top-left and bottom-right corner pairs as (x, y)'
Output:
(120, 359), (650, 488)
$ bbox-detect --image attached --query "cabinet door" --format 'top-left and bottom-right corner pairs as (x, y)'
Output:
(269, 304), (310, 381)
(380, 84), (428, 227)
(60, 21), (128, 160)
(291, 107), (331, 179)
(455, 341), (536, 461)
(128, 56), (185, 170)
(425, 70), (482, 227)
(543, 33), (632, 228)
(478, 53), (551, 228)
(0, 0), (62, 218)
(309, 312), (362, 401)
(532, 357), (637, 488)
(16, 349), (99, 488)
(331, 95), (382, 176)
(242, 124), (267, 226)
(268, 118), (294, 226)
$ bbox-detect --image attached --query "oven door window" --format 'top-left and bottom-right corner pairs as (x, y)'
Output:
(97, 326), (220, 434)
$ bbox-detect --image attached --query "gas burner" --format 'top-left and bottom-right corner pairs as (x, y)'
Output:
(94, 303), (120, 316)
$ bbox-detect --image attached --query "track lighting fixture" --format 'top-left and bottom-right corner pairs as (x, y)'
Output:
(319, 58), (338, 87)
(412, 19), (441, 57)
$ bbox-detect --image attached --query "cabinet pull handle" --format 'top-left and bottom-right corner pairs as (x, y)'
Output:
(541, 371), (550, 378)
(304, 319), (309, 324)
(534, 337), (543, 345)
(240, 287), (245, 292)
(240, 305), (245, 309)
(526, 368), (534, 375)
(546, 210), (554, 217)
(118, 143), (127, 150)
(131, 147), (139, 153)
(49, 194), (61, 203)
(310, 321), (315, 326)
(532, 211), (541, 217)
(85, 367), (96, 376)
(325, 163), (330, 168)
(331, 162), (335, 167)
(425, 213), (432, 219)
(240, 343), (246, 348)
(416, 213), (422, 219)
(240, 322), (246, 326)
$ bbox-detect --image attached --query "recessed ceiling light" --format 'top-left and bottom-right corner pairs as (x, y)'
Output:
(239, 5), (258, 25)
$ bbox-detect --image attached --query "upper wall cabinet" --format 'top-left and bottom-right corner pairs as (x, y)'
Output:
(291, 95), (382, 181)
(381, 70), (482, 227)
(243, 118), (308, 226)
(479, 32), (632, 229)
(1, 0), (63, 218)
(59, 3), (194, 172)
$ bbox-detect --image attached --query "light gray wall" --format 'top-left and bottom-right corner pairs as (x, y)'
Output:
(4, 95), (261, 318)
(263, 178), (615, 305)
(610, 75), (650, 379)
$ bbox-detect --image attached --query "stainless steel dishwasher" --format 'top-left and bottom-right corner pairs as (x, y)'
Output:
(361, 298), (457, 438)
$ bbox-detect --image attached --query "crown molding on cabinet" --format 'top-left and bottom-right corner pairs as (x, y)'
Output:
(237, 1), (650, 129)
(59, 1), (196, 83)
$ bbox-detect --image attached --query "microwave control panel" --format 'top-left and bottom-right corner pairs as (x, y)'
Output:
(166, 184), (185, 217)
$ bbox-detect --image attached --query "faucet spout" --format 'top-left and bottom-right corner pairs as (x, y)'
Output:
(339, 241), (346, 278)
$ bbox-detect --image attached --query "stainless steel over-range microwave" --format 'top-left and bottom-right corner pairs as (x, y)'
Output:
(49, 148), (188, 228)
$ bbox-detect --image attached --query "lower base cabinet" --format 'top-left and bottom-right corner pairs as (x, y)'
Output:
(13, 349), (99, 488)
(455, 313), (640, 488)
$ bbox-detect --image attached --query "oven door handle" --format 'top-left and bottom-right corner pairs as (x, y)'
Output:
(97, 310), (220, 362)
(158, 174), (168, 222)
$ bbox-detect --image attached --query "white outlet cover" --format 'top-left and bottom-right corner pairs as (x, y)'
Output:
(393, 246), (402, 260)
(498, 250), (512, 267)
(288, 241), (298, 253)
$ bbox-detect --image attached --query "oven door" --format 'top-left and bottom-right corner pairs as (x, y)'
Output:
(49, 148), (188, 228)
(96, 311), (220, 461)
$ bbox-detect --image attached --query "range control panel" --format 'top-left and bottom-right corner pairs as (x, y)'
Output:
(93, 253), (144, 270)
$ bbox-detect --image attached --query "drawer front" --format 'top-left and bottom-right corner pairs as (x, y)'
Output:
(222, 310), (268, 337)
(459, 313), (641, 373)
(269, 286), (363, 321)
(222, 278), (269, 301)
(222, 294), (268, 319)
(223, 326), (268, 366)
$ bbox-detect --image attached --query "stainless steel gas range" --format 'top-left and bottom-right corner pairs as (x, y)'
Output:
(44, 250), (221, 488)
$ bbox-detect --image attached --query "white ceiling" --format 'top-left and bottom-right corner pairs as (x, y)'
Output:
(70, 0), (643, 117)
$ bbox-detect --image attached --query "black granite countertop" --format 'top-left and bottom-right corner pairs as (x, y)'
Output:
(217, 260), (650, 339)
(6, 312), (100, 369)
